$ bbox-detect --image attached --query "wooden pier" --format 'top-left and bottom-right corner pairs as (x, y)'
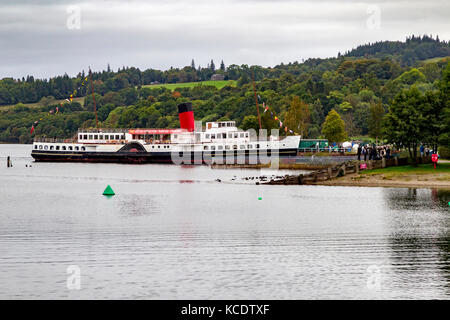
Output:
(262, 157), (431, 185)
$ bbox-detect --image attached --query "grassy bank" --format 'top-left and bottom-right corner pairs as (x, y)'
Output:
(362, 163), (450, 177)
(318, 162), (450, 188)
(0, 97), (85, 110)
(421, 56), (450, 64)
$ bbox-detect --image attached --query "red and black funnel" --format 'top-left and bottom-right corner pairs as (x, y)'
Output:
(178, 102), (195, 132)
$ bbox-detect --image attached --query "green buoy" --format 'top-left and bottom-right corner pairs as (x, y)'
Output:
(103, 185), (115, 196)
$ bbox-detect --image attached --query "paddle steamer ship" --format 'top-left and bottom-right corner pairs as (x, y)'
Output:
(31, 103), (300, 164)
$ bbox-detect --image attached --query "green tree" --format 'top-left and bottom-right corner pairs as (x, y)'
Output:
(118, 106), (139, 127)
(321, 109), (347, 143)
(395, 68), (427, 85)
(383, 86), (430, 164)
(353, 102), (370, 135)
(120, 87), (138, 106)
(420, 63), (441, 83)
(310, 98), (324, 126)
(285, 96), (310, 137)
(237, 74), (250, 87)
(97, 103), (116, 122)
(138, 105), (161, 127)
(102, 91), (124, 106)
(84, 93), (103, 111)
(241, 115), (259, 131)
(368, 102), (385, 142)
(438, 62), (450, 147)
(39, 96), (55, 107)
(338, 101), (353, 113)
(261, 112), (278, 131)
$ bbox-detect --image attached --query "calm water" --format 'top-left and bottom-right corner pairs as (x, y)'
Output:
(0, 144), (449, 299)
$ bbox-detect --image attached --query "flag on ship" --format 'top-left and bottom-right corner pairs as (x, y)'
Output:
(30, 73), (91, 135)
(30, 121), (39, 135)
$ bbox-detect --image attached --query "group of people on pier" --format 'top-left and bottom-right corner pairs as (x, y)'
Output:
(356, 143), (439, 162)
(419, 145), (437, 157)
(356, 144), (392, 161)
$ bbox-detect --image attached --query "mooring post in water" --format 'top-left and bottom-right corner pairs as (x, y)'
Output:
(7, 156), (11, 168)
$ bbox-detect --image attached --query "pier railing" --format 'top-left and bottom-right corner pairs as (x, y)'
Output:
(33, 137), (78, 143)
(298, 147), (354, 153)
(78, 128), (129, 133)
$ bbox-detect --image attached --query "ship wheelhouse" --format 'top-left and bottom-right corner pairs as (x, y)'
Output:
(78, 129), (127, 144)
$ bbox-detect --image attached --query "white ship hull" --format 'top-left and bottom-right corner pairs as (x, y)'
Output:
(31, 103), (300, 164)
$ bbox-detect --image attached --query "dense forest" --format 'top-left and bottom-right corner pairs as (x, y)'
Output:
(0, 35), (449, 157)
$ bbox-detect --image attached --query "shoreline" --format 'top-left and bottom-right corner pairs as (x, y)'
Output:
(309, 174), (450, 189)
(258, 160), (450, 189)
(309, 164), (450, 189)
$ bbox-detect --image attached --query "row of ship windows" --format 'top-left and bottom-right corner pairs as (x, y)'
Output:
(79, 134), (125, 140)
(204, 132), (249, 139)
(204, 144), (263, 151)
(35, 145), (85, 151)
(217, 122), (235, 128)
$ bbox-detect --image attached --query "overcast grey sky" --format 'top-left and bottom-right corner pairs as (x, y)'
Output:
(0, 0), (449, 79)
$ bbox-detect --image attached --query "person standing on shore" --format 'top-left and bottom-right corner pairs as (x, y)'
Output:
(420, 145), (424, 157)
(371, 145), (377, 160)
(357, 145), (362, 161)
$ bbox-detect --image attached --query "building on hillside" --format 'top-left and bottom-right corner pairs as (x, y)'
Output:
(210, 74), (225, 81)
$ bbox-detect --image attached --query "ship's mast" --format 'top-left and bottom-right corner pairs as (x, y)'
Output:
(251, 69), (262, 130)
(89, 67), (99, 131)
